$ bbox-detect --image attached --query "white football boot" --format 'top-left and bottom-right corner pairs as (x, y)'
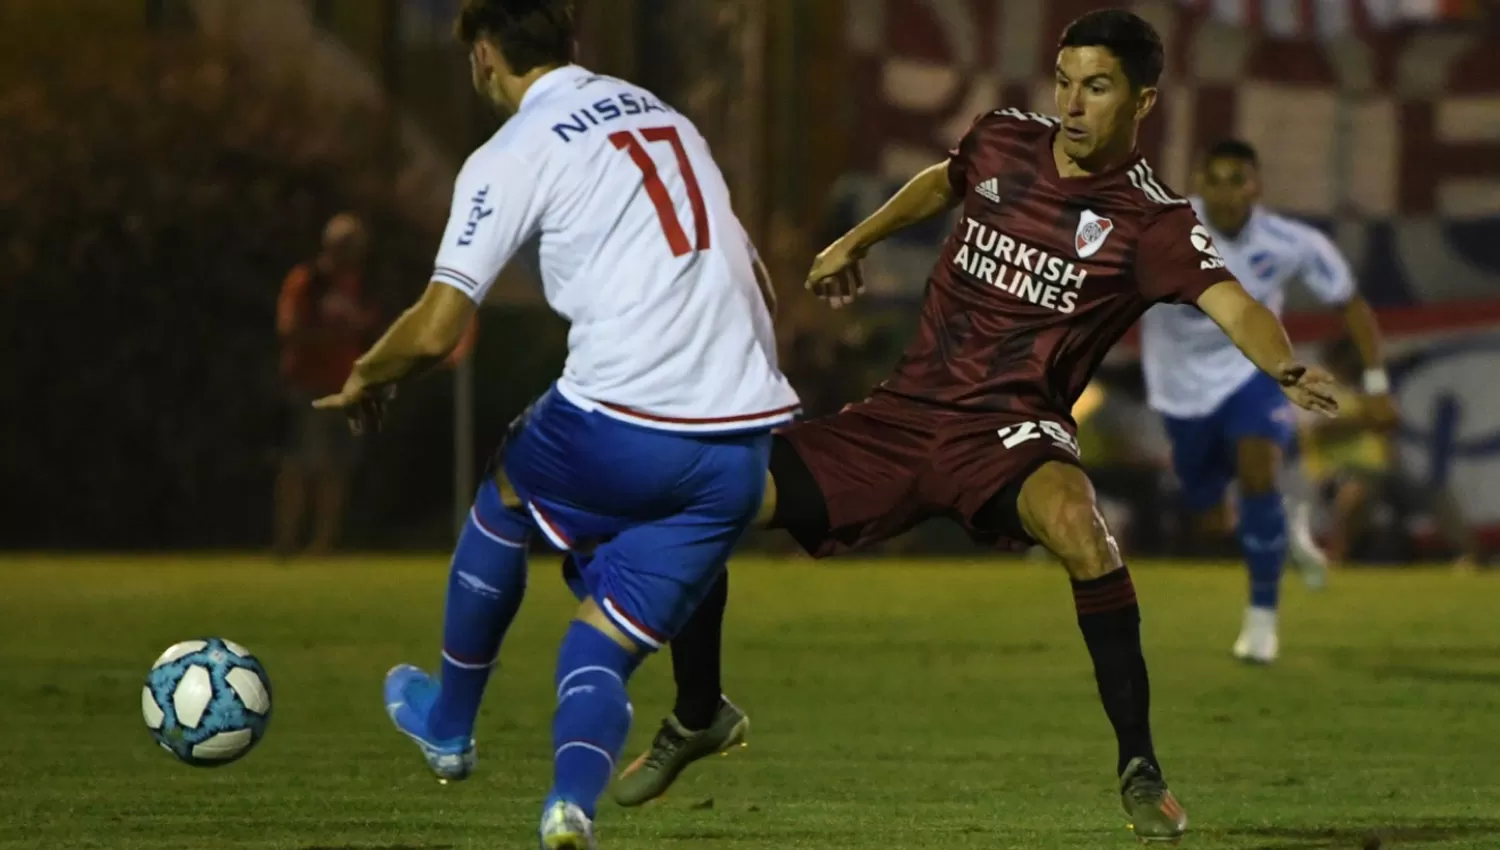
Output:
(1232, 606), (1279, 665)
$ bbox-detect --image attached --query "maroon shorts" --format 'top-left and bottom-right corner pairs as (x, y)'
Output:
(776, 391), (1081, 557)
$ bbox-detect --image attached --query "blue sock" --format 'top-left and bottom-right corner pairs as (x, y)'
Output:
(549, 620), (642, 818)
(1239, 491), (1288, 610)
(429, 482), (529, 741)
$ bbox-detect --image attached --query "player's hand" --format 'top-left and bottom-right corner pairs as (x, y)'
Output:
(1275, 363), (1339, 417)
(311, 374), (396, 435)
(805, 238), (867, 308)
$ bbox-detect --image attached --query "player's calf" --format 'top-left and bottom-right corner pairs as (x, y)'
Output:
(1234, 437), (1289, 663)
(385, 480), (530, 782)
(1012, 462), (1185, 841)
(550, 599), (646, 823)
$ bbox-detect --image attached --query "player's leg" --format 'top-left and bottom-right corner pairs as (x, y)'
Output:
(616, 444), (816, 807)
(668, 570), (732, 729)
(542, 432), (768, 847)
(1326, 472), (1371, 564)
(612, 568), (748, 807)
(273, 399), (316, 558)
(384, 475), (531, 781)
(307, 413), (355, 555)
(617, 404), (925, 806)
(658, 465), (781, 735)
(1231, 436), (1287, 663)
(1002, 460), (1187, 842)
(272, 455), (307, 558)
(1160, 411), (1236, 557)
(384, 396), (555, 781)
(1225, 372), (1301, 663)
(1280, 434), (1330, 585)
(544, 596), (646, 849)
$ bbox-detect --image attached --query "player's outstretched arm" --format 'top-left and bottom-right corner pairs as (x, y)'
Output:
(806, 160), (956, 305)
(1195, 280), (1339, 416)
(839, 160), (956, 253)
(312, 283), (477, 431)
(1295, 221), (1397, 424)
(1336, 294), (1399, 427)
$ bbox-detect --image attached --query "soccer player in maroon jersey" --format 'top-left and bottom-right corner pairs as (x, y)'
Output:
(611, 9), (1337, 842)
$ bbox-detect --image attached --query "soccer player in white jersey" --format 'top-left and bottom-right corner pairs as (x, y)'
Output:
(312, 1), (798, 846)
(1139, 139), (1393, 663)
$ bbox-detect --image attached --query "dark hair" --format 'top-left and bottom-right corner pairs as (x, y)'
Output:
(1203, 138), (1260, 168)
(455, 0), (574, 75)
(1058, 9), (1165, 89)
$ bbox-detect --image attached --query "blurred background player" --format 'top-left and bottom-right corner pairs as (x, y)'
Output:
(310, 2), (795, 848)
(273, 212), (380, 558)
(616, 11), (1340, 843)
(1136, 139), (1392, 664)
(1301, 336), (1482, 571)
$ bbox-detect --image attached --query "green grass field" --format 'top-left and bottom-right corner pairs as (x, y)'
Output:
(1, 555), (1497, 849)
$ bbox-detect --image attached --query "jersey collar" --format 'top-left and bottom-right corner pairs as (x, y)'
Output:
(518, 64), (593, 113)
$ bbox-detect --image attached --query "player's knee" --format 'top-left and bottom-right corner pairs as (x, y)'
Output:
(1049, 501), (1120, 580)
(576, 598), (650, 656)
(472, 479), (532, 542)
(1018, 463), (1120, 580)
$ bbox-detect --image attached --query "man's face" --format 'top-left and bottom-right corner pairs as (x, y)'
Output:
(1053, 46), (1152, 163)
(1195, 155), (1260, 233)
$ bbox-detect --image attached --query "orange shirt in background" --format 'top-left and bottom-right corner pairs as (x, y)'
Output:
(277, 263), (376, 395)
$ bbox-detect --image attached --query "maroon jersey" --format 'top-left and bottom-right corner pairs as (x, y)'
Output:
(880, 108), (1233, 418)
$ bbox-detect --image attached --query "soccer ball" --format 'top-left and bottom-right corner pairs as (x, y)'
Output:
(141, 637), (272, 766)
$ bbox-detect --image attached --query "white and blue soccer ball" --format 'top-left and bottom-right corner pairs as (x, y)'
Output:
(141, 637), (272, 766)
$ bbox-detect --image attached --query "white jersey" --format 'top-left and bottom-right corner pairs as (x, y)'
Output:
(432, 65), (799, 433)
(1140, 199), (1355, 418)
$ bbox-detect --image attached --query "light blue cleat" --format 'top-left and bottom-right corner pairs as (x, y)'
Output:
(539, 799), (596, 850)
(384, 664), (476, 783)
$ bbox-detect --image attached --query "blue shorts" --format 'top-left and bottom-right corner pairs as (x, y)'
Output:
(1162, 371), (1296, 513)
(499, 386), (770, 650)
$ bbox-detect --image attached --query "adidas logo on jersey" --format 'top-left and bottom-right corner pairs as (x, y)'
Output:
(975, 178), (1001, 203)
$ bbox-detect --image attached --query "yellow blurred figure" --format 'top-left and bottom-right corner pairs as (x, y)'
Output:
(1300, 339), (1480, 569)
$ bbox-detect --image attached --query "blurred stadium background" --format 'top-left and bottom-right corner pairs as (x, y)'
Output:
(4, 0), (1498, 564)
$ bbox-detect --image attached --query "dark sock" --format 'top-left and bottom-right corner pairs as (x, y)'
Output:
(1072, 566), (1158, 778)
(669, 569), (728, 730)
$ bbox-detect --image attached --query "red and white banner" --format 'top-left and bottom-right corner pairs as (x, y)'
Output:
(835, 0), (1500, 306)
(1178, 0), (1483, 40)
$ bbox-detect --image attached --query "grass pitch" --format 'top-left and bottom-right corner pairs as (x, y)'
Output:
(1, 555), (1497, 849)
